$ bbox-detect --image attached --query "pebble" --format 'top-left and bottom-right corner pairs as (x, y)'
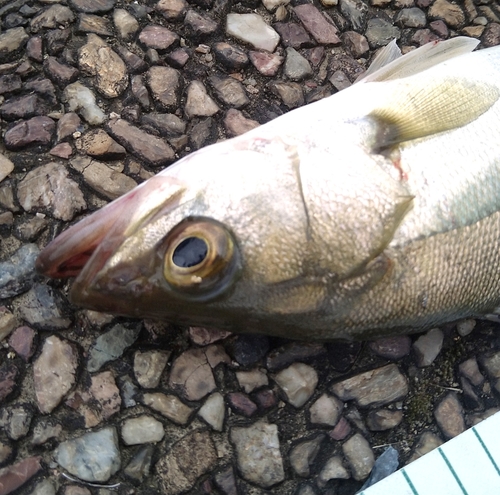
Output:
(142, 392), (194, 425)
(76, 129), (126, 159)
(226, 13), (280, 52)
(434, 392), (465, 439)
(0, 457), (42, 495)
(457, 319), (476, 337)
(413, 328), (444, 367)
(55, 427), (121, 482)
(289, 434), (324, 477)
(318, 456), (350, 486)
(429, 0), (465, 28)
(70, 0), (116, 14)
(284, 47), (313, 81)
(198, 392), (225, 431)
(124, 444), (153, 482)
(209, 75), (249, 108)
(230, 334), (270, 366)
(365, 18), (401, 47)
(270, 81), (305, 108)
(4, 116), (55, 150)
(156, 430), (217, 495)
(294, 5), (341, 45)
(29, 479), (56, 495)
(214, 466), (238, 495)
(329, 416), (352, 441)
(274, 362), (318, 407)
(267, 342), (326, 372)
(227, 392), (258, 417)
(213, 42), (249, 69)
(249, 50), (283, 76)
(230, 422), (285, 487)
(0, 244), (39, 299)
(113, 9), (139, 39)
(0, 405), (32, 440)
(342, 433), (375, 481)
(141, 112), (186, 137)
(331, 364), (408, 407)
(121, 415), (165, 445)
(369, 335), (412, 360)
(50, 142), (73, 159)
(64, 82), (106, 125)
(274, 22), (313, 49)
(134, 350), (170, 388)
(0, 362), (18, 402)
(139, 25), (179, 50)
(87, 324), (140, 372)
(33, 335), (78, 413)
(396, 7), (427, 28)
(185, 80), (220, 118)
(236, 368), (268, 393)
(31, 421), (62, 446)
(408, 431), (443, 463)
(339, 0), (368, 31)
(309, 393), (343, 428)
(185, 10), (218, 39)
(223, 108), (260, 136)
(360, 446), (399, 490)
(156, 0), (188, 21)
(458, 357), (484, 387)
(188, 326), (232, 345)
(366, 408), (403, 431)
(342, 31), (369, 57)
(78, 13), (113, 36)
(8, 326), (36, 362)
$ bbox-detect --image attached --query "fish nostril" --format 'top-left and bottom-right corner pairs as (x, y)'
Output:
(172, 237), (208, 268)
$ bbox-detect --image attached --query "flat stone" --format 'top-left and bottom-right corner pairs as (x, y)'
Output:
(113, 9), (139, 39)
(134, 350), (170, 388)
(0, 28), (29, 61)
(230, 422), (285, 487)
(209, 75), (249, 108)
(331, 364), (408, 407)
(78, 13), (113, 36)
(107, 118), (175, 166)
(429, 0), (465, 28)
(226, 13), (280, 52)
(367, 408), (403, 431)
(342, 433), (375, 481)
(184, 9), (218, 39)
(1, 405), (32, 440)
(5, 116), (55, 150)
(369, 335), (411, 360)
(223, 108), (260, 137)
(339, 0), (368, 31)
(198, 392), (225, 431)
(342, 31), (369, 57)
(284, 47), (313, 81)
(290, 434), (324, 477)
(413, 328), (444, 367)
(0, 74), (22, 95)
(147, 65), (181, 111)
(156, 0), (188, 21)
(143, 392), (194, 425)
(185, 80), (220, 119)
(396, 7), (427, 27)
(79, 34), (128, 98)
(55, 427), (121, 482)
(76, 129), (126, 159)
(0, 244), (40, 299)
(141, 112), (186, 137)
(434, 392), (465, 439)
(44, 57), (79, 86)
(318, 456), (350, 486)
(17, 162), (86, 220)
(274, 22), (313, 48)
(365, 18), (401, 48)
(87, 324), (140, 372)
(31, 5), (75, 32)
(139, 25), (179, 50)
(121, 415), (165, 445)
(156, 430), (217, 495)
(0, 457), (42, 495)
(34, 335), (78, 414)
(124, 445), (153, 482)
(213, 42), (249, 69)
(274, 362), (318, 407)
(309, 393), (343, 426)
(8, 326), (36, 362)
(249, 50), (283, 76)
(1, 94), (49, 121)
(64, 82), (106, 125)
(294, 5), (341, 45)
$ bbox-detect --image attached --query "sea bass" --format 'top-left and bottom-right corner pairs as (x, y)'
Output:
(36, 37), (500, 341)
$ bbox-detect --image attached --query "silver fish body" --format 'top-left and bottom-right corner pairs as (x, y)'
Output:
(37, 38), (500, 341)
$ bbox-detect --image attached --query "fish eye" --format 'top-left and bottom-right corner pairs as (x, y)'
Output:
(163, 217), (241, 300)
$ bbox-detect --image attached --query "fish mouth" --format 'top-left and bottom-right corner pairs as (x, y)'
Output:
(36, 175), (185, 282)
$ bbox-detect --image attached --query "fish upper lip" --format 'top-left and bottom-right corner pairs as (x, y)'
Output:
(36, 175), (186, 281)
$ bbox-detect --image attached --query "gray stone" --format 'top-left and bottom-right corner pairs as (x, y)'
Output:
(365, 18), (401, 48)
(64, 82), (106, 125)
(31, 5), (75, 32)
(342, 433), (375, 481)
(269, 81), (304, 108)
(413, 328), (444, 367)
(0, 244), (40, 299)
(396, 7), (427, 28)
(124, 445), (153, 482)
(290, 434), (324, 477)
(0, 28), (29, 61)
(134, 350), (170, 388)
(185, 80), (220, 119)
(209, 75), (249, 108)
(198, 392), (225, 431)
(284, 47), (313, 81)
(339, 0), (368, 31)
(55, 427), (121, 482)
(1, 405), (32, 440)
(309, 393), (343, 426)
(408, 431), (443, 463)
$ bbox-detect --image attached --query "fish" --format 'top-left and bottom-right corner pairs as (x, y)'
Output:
(36, 37), (500, 341)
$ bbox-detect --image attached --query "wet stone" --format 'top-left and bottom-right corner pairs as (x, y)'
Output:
(284, 47), (313, 81)
(184, 10), (218, 40)
(369, 335), (411, 360)
(134, 350), (170, 388)
(88, 324), (140, 372)
(0, 405), (32, 440)
(31, 5), (75, 32)
(343, 433), (375, 481)
(249, 51), (283, 76)
(55, 427), (121, 482)
(224, 108), (260, 137)
(121, 415), (164, 445)
(64, 82), (106, 125)
(123, 445), (152, 482)
(147, 66), (181, 111)
(294, 4), (341, 45)
(107, 118), (175, 166)
(396, 7), (427, 28)
(367, 408), (403, 431)
(156, 0), (188, 21)
(139, 25), (179, 50)
(226, 13), (280, 52)
(0, 307), (18, 342)
(5, 116), (55, 150)
(330, 364), (408, 407)
(185, 80), (220, 119)
(318, 456), (350, 486)
(269, 81), (304, 108)
(78, 14), (113, 36)
(0, 27), (29, 62)
(365, 18), (401, 48)
(0, 362), (18, 402)
(309, 393), (343, 426)
(79, 34), (128, 98)
(228, 392), (258, 417)
(274, 22), (313, 49)
(434, 392), (465, 439)
(289, 434), (324, 477)
(0, 74), (21, 95)
(0, 457), (42, 495)
(213, 42), (248, 69)
(209, 75), (249, 108)
(156, 430), (217, 495)
(230, 422), (285, 488)
(429, 0), (465, 28)
(413, 328), (444, 367)
(339, 0), (368, 31)
(34, 335), (78, 414)
(408, 431), (443, 463)
(142, 392), (194, 425)
(0, 244), (39, 299)
(274, 363), (318, 408)
(8, 326), (36, 362)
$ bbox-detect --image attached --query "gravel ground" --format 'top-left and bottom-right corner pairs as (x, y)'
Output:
(1, 0), (500, 494)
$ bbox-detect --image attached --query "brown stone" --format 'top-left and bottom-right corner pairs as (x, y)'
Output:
(77, 13), (113, 36)
(57, 112), (81, 141)
(0, 363), (18, 403)
(76, 129), (126, 159)
(0, 457), (42, 495)
(184, 10), (219, 39)
(482, 23), (500, 48)
(4, 116), (55, 150)
(429, 0), (465, 28)
(223, 108), (260, 137)
(49, 142), (73, 159)
(44, 57), (79, 86)
(274, 22), (313, 49)
(147, 65), (181, 111)
(342, 31), (369, 58)
(70, 0), (116, 13)
(294, 4), (341, 45)
(8, 326), (36, 362)
(138, 25), (179, 50)
(156, 0), (188, 21)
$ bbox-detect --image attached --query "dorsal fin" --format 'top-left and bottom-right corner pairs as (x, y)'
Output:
(358, 37), (480, 83)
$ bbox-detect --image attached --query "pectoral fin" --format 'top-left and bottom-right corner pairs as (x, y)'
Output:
(369, 76), (499, 149)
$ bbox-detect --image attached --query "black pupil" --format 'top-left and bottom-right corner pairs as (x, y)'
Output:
(172, 237), (208, 268)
